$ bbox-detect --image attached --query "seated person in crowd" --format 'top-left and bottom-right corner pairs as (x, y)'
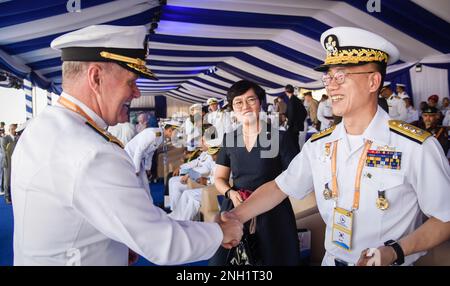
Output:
(168, 127), (214, 211)
(417, 107), (449, 155)
(168, 146), (220, 221)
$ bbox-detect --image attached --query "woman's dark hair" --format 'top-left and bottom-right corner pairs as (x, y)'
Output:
(227, 80), (266, 110)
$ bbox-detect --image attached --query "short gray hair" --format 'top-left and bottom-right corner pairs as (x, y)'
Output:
(62, 61), (120, 88)
(62, 61), (88, 82)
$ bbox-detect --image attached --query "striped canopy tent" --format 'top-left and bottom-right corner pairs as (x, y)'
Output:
(1, 0), (449, 108)
(0, 0), (161, 93)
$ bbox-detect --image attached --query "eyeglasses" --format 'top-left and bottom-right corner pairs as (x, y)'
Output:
(232, 96), (259, 110)
(322, 70), (376, 87)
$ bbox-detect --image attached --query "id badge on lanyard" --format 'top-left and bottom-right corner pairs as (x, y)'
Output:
(332, 207), (353, 250)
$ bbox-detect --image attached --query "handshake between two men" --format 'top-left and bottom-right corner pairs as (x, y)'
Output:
(215, 212), (244, 249)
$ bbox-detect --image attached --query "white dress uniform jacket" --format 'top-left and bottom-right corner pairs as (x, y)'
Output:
(397, 91), (409, 100)
(275, 107), (450, 265)
(124, 127), (163, 194)
(125, 127), (163, 174)
(207, 110), (221, 127)
(387, 94), (408, 121)
(11, 93), (222, 266)
(108, 122), (137, 146)
(183, 119), (202, 150)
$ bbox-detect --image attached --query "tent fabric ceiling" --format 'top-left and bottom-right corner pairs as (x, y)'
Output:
(0, 0), (449, 103)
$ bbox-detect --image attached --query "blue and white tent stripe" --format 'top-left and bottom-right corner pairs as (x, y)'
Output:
(23, 78), (33, 119)
(0, 0), (449, 104)
(47, 91), (52, 106)
(0, 0), (160, 91)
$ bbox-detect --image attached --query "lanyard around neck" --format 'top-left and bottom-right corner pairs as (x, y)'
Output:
(58, 97), (125, 149)
(58, 96), (96, 125)
(331, 139), (372, 210)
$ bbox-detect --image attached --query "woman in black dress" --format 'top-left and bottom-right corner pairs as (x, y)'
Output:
(209, 80), (300, 266)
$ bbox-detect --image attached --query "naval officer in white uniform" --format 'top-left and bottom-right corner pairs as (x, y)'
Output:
(381, 82), (408, 121)
(206, 98), (220, 125)
(396, 83), (409, 99)
(125, 122), (179, 194)
(11, 25), (242, 266)
(226, 27), (450, 266)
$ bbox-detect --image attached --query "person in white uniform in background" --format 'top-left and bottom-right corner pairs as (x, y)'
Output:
(168, 146), (220, 221)
(380, 82), (407, 121)
(168, 128), (213, 211)
(125, 121), (179, 194)
(206, 98), (234, 138)
(11, 25), (242, 266)
(317, 95), (334, 130)
(396, 83), (409, 99)
(224, 27), (450, 266)
(108, 120), (137, 146)
(206, 98), (220, 125)
(183, 103), (203, 151)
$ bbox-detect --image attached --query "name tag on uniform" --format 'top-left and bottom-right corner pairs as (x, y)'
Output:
(366, 150), (401, 170)
(332, 207), (353, 251)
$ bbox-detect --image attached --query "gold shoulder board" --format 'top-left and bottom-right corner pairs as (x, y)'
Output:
(310, 125), (336, 143)
(388, 120), (431, 144)
(85, 121), (124, 148)
(155, 131), (162, 137)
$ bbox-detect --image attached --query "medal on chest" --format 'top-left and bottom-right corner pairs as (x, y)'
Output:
(376, 190), (389, 210)
(323, 183), (333, 200)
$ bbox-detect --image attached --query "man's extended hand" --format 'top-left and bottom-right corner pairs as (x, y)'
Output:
(215, 211), (243, 249)
(356, 246), (397, 266)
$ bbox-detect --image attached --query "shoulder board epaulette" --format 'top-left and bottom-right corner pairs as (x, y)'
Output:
(85, 121), (124, 148)
(388, 120), (431, 144)
(310, 125), (336, 143)
(155, 131), (162, 137)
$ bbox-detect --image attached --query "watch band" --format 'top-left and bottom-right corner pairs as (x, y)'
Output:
(384, 239), (405, 265)
(224, 188), (234, 199)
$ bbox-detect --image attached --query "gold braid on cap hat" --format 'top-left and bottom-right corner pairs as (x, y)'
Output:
(323, 35), (389, 65)
(100, 51), (156, 78)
